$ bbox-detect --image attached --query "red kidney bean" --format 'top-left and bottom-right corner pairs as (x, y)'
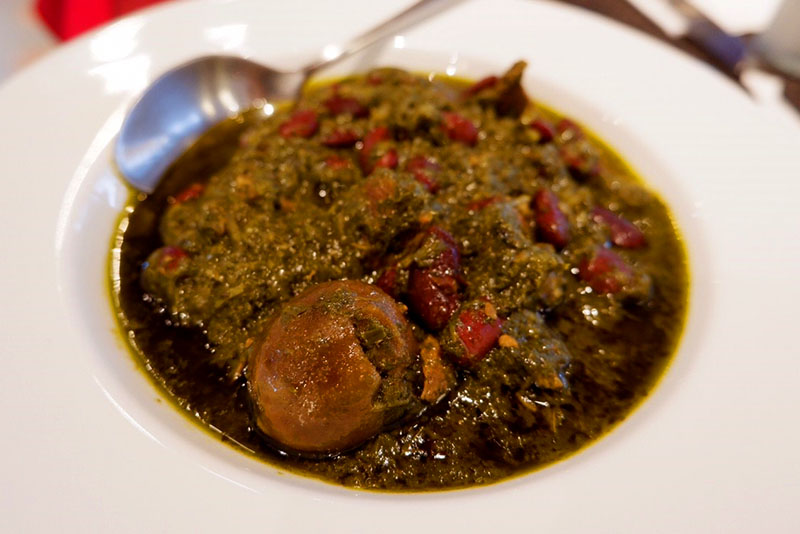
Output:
(559, 145), (599, 179)
(322, 129), (359, 147)
(323, 95), (369, 118)
(366, 72), (383, 85)
(579, 247), (635, 294)
(462, 75), (498, 97)
(324, 95), (368, 117)
(147, 245), (189, 275)
(408, 227), (461, 331)
(557, 118), (583, 140)
(441, 111), (478, 146)
(362, 126), (390, 150)
(359, 126), (392, 174)
(428, 226), (459, 269)
(529, 118), (556, 144)
(532, 189), (570, 249)
(374, 149), (398, 171)
(406, 156), (440, 193)
(173, 183), (205, 204)
(278, 110), (318, 138)
(466, 196), (500, 212)
(409, 270), (460, 331)
(452, 306), (503, 366)
(324, 155), (351, 170)
(375, 266), (399, 298)
(591, 207), (647, 249)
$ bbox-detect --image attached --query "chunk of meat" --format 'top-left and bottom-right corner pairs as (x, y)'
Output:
(492, 60), (529, 117)
(464, 61), (529, 117)
(419, 336), (455, 403)
(247, 280), (419, 454)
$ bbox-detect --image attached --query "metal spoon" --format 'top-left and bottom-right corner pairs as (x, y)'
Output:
(116, 0), (462, 193)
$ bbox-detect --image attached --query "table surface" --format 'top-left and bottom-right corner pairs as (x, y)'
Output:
(562, 0), (800, 112)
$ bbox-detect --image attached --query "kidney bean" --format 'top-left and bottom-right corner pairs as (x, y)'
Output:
(376, 149), (398, 170)
(173, 183), (205, 204)
(324, 155), (351, 170)
(406, 156), (440, 193)
(407, 227), (461, 331)
(441, 111), (478, 146)
(559, 145), (599, 179)
(452, 306), (503, 366)
(322, 129), (359, 148)
(278, 110), (318, 138)
(532, 189), (570, 249)
(557, 118), (583, 140)
(362, 126), (390, 149)
(462, 75), (498, 97)
(376, 266), (399, 298)
(428, 226), (459, 270)
(529, 119), (556, 144)
(366, 72), (383, 85)
(146, 245), (189, 275)
(323, 95), (369, 118)
(591, 207), (647, 248)
(578, 247), (636, 294)
(466, 196), (500, 212)
(359, 126), (392, 174)
(408, 270), (460, 331)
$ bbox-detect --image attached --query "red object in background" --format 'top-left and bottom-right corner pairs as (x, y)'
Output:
(36, 0), (170, 40)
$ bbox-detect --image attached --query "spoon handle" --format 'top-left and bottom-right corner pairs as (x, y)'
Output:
(303, 0), (465, 76)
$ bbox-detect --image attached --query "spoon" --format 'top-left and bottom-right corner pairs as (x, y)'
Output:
(116, 0), (462, 193)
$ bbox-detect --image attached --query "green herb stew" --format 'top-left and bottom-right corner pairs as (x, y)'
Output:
(112, 62), (688, 490)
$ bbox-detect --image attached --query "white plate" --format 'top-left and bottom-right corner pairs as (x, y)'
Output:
(1, 0), (799, 532)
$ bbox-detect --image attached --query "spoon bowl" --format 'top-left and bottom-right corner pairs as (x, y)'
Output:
(114, 0), (462, 193)
(115, 56), (304, 192)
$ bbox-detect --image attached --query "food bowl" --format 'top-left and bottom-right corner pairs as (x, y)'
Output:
(56, 45), (707, 492)
(3, 0), (797, 531)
